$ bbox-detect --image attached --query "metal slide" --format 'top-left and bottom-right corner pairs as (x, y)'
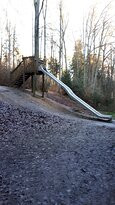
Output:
(39, 65), (112, 122)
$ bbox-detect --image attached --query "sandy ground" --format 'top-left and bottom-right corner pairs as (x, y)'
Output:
(0, 86), (115, 205)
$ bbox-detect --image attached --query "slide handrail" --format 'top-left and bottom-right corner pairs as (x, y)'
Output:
(39, 65), (112, 122)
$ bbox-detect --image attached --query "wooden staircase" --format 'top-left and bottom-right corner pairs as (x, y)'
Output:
(10, 56), (35, 87)
(10, 56), (43, 88)
(13, 73), (31, 87)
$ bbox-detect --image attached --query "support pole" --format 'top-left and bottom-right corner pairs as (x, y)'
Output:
(23, 59), (25, 90)
(42, 73), (45, 97)
(32, 74), (36, 96)
(31, 75), (33, 93)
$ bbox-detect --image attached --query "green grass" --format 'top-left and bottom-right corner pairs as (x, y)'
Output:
(102, 111), (115, 119)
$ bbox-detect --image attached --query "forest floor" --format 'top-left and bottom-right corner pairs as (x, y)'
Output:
(0, 86), (115, 205)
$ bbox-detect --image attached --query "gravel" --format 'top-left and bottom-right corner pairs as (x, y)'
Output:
(0, 89), (115, 205)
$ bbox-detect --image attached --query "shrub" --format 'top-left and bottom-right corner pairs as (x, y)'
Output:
(61, 70), (72, 88)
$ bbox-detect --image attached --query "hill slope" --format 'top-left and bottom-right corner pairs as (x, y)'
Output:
(0, 86), (115, 204)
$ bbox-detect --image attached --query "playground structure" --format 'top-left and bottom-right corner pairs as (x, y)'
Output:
(10, 56), (112, 122)
(10, 0), (112, 122)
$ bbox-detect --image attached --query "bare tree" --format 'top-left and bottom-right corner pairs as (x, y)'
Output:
(82, 2), (114, 94)
(42, 0), (48, 64)
(59, 0), (63, 80)
(58, 0), (68, 78)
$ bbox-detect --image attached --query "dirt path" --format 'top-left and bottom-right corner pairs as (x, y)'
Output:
(0, 86), (115, 205)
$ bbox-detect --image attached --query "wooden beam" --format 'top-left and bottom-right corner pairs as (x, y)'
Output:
(42, 73), (45, 97)
(31, 74), (36, 97)
(23, 60), (25, 90)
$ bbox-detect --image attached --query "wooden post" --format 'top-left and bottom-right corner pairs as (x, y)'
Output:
(23, 59), (25, 90)
(31, 74), (36, 96)
(42, 73), (45, 97)
(31, 75), (33, 93)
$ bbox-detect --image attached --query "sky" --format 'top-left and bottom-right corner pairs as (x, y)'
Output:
(0, 0), (115, 59)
